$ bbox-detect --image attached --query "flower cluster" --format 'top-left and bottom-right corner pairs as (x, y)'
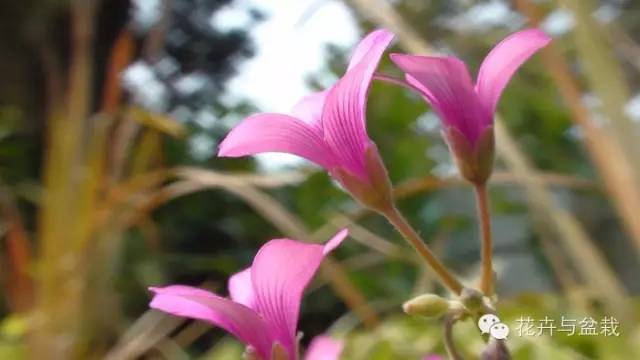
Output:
(149, 28), (550, 360)
(218, 28), (550, 193)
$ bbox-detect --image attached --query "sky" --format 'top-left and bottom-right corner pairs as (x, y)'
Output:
(128, 0), (360, 115)
(211, 0), (361, 169)
(127, 0), (360, 165)
(216, 0), (360, 113)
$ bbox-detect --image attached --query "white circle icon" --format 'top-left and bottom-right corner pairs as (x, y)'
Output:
(478, 314), (500, 334)
(489, 322), (510, 339)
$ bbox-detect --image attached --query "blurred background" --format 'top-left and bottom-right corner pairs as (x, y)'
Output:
(0, 0), (639, 359)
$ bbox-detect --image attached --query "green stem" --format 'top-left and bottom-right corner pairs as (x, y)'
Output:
(473, 183), (494, 295)
(381, 205), (463, 295)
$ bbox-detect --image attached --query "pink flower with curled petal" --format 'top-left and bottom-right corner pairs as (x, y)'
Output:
(390, 29), (551, 183)
(149, 229), (348, 360)
(218, 29), (396, 211)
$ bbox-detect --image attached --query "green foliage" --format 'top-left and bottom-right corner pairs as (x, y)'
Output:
(0, 316), (27, 360)
(339, 296), (640, 360)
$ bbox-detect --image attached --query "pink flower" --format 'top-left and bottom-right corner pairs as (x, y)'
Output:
(218, 29), (396, 211)
(149, 229), (348, 360)
(390, 29), (551, 183)
(304, 335), (343, 360)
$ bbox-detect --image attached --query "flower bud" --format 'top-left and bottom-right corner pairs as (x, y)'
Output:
(460, 287), (485, 314)
(403, 294), (451, 318)
(442, 126), (495, 185)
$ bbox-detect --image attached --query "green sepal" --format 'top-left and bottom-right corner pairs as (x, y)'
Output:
(402, 293), (452, 318)
(332, 143), (393, 213)
(442, 126), (495, 184)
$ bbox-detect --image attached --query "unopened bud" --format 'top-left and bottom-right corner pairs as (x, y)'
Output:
(403, 294), (451, 318)
(460, 287), (485, 314)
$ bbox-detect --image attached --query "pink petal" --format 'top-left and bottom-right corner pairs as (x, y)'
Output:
(347, 29), (395, 71)
(250, 230), (349, 359)
(291, 90), (329, 129)
(218, 113), (336, 170)
(228, 268), (255, 309)
(475, 28), (551, 115)
(322, 30), (394, 178)
(390, 54), (490, 145)
(149, 285), (272, 359)
(304, 335), (343, 360)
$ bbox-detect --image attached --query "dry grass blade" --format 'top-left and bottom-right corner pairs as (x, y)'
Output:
(173, 168), (310, 238)
(330, 214), (412, 260)
(516, 0), (640, 255)
(104, 310), (185, 360)
(174, 166), (306, 189)
(394, 171), (594, 199)
(97, 169), (172, 225)
(495, 120), (632, 320)
(222, 184), (310, 239)
(558, 0), (640, 173)
(106, 282), (219, 360)
(129, 107), (187, 139)
(98, 167), (305, 233)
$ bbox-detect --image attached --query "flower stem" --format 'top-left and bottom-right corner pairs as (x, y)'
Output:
(473, 183), (494, 295)
(444, 314), (464, 360)
(381, 205), (463, 295)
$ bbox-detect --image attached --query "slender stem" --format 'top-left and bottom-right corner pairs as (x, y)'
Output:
(444, 314), (464, 360)
(473, 183), (494, 295)
(381, 205), (463, 295)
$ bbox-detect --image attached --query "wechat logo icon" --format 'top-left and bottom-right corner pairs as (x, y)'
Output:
(478, 314), (510, 340)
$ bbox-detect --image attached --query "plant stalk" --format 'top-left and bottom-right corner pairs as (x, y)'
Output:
(381, 205), (463, 295)
(473, 183), (493, 295)
(444, 314), (464, 360)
